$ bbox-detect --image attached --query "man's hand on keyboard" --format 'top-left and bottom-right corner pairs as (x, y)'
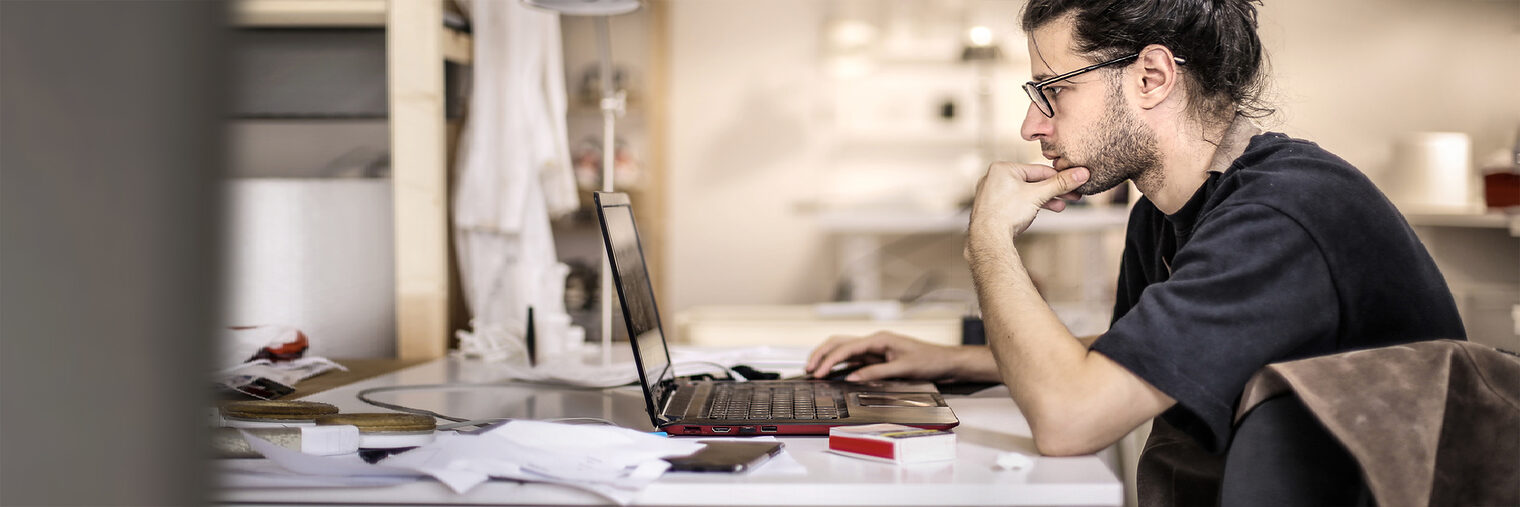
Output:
(804, 331), (1000, 384)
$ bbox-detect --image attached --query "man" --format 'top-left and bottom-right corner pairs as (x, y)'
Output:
(807, 0), (1464, 503)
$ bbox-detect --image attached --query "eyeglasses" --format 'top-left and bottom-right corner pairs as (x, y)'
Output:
(1023, 53), (1185, 118)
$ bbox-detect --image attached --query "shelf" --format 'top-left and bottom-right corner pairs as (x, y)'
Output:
(813, 205), (1129, 235)
(232, 0), (472, 65)
(231, 113), (388, 120)
(1405, 211), (1520, 236)
(232, 0), (387, 28)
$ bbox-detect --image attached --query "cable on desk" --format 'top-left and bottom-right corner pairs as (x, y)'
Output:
(435, 416), (618, 431)
(356, 384), (474, 422)
(677, 361), (748, 381)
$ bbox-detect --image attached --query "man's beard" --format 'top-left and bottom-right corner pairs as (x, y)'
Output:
(1046, 84), (1161, 196)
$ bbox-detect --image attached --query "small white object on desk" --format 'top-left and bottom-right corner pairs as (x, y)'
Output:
(994, 451), (1033, 470)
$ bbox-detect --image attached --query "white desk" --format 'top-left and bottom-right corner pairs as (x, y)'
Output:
(217, 355), (1122, 506)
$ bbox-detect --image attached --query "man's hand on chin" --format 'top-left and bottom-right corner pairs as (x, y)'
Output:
(965, 162), (1089, 256)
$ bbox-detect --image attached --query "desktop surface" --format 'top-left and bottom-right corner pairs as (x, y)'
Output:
(217, 349), (1122, 506)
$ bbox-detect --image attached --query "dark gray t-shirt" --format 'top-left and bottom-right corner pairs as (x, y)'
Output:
(1092, 132), (1465, 455)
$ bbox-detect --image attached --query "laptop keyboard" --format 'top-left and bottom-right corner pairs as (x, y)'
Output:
(706, 383), (845, 420)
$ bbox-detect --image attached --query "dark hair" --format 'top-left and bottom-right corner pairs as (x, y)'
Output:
(1021, 0), (1273, 124)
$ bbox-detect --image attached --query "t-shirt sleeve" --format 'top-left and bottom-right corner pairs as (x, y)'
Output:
(1091, 203), (1339, 452)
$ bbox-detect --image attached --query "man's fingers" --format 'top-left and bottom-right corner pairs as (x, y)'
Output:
(811, 339), (877, 378)
(810, 332), (905, 378)
(806, 335), (853, 373)
(1016, 163), (1058, 183)
(1042, 190), (1087, 211)
(846, 361), (914, 382)
(1054, 167), (1090, 193)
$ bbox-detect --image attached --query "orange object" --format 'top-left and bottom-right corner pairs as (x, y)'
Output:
(249, 329), (309, 362)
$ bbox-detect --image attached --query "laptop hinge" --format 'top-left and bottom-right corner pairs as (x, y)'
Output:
(656, 379), (681, 425)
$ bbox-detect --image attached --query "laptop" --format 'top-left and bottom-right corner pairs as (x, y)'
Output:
(593, 192), (959, 436)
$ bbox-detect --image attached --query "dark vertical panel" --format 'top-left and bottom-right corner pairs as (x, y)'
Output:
(1, 1), (225, 505)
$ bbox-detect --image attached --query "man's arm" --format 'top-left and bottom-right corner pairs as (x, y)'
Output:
(966, 162), (1174, 456)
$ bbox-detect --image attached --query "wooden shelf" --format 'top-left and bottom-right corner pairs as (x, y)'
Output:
(232, 0), (472, 65)
(232, 0), (387, 28)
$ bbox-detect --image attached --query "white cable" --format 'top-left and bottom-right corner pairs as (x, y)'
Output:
(674, 360), (748, 382)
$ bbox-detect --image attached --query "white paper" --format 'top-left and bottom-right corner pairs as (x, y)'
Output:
(239, 421), (705, 504)
(298, 425), (361, 455)
(241, 430), (422, 478)
(221, 356), (348, 387)
(384, 421), (705, 504)
(218, 460), (418, 489)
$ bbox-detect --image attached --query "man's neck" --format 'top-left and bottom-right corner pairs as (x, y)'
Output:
(1138, 115), (1261, 214)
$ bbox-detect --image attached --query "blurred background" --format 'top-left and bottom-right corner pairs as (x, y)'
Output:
(218, 0), (1519, 360)
(2, 0), (1516, 504)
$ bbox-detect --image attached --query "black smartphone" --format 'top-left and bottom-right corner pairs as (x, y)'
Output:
(664, 440), (784, 473)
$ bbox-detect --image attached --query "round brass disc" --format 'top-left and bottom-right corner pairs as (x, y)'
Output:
(315, 413), (437, 433)
(221, 400), (340, 420)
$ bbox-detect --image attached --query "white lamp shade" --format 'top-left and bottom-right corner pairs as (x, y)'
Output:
(522, 0), (640, 16)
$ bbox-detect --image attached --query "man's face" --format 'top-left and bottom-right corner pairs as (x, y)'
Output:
(1021, 17), (1160, 195)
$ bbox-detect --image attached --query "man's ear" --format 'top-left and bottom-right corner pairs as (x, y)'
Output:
(1133, 44), (1180, 111)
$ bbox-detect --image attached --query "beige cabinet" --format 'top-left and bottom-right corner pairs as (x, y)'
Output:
(232, 0), (472, 359)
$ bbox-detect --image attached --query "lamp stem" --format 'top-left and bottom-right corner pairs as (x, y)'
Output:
(976, 60), (996, 165)
(597, 16), (617, 366)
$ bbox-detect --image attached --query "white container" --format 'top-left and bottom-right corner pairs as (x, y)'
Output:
(1384, 132), (1478, 213)
(221, 178), (396, 358)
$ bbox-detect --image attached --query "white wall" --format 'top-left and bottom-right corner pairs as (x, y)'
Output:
(1258, 0), (1520, 182)
(662, 0), (1520, 314)
(666, 0), (835, 311)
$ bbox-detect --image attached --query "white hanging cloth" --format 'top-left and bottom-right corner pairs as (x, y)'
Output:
(452, 0), (581, 362)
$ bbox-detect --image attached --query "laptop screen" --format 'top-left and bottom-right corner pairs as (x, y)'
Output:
(594, 193), (675, 411)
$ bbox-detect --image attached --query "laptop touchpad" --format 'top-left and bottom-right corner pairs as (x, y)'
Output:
(854, 393), (943, 408)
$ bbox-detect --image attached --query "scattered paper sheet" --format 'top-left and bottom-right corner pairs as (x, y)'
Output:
(384, 421), (705, 504)
(221, 357), (348, 388)
(235, 421), (705, 505)
(240, 430), (421, 478)
(218, 459), (418, 489)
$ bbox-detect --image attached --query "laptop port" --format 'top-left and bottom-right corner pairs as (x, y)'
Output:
(681, 426), (701, 434)
(739, 426), (757, 434)
(760, 426), (778, 433)
(711, 427), (731, 433)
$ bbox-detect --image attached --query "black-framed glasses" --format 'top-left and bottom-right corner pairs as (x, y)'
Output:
(1023, 53), (1185, 118)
